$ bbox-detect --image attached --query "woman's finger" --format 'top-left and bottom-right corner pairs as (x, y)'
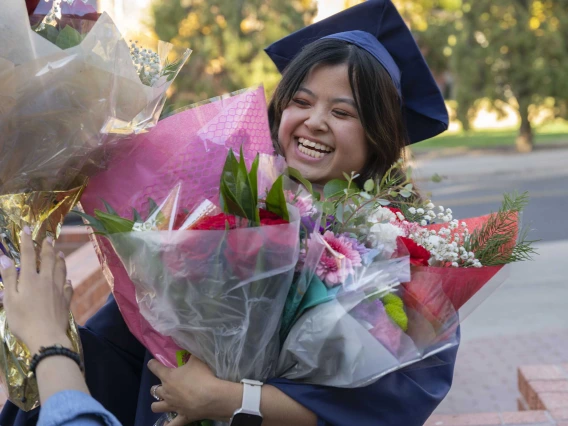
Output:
(39, 235), (56, 280)
(19, 226), (36, 278)
(150, 400), (172, 413)
(0, 256), (17, 297)
(63, 280), (74, 306)
(53, 252), (67, 293)
(147, 359), (171, 381)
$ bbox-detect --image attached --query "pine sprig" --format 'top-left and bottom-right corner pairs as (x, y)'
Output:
(464, 192), (538, 266)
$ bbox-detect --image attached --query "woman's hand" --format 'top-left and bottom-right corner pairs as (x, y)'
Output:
(1, 227), (73, 354)
(148, 356), (242, 425)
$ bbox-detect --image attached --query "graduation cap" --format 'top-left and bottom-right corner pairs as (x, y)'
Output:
(264, 0), (448, 144)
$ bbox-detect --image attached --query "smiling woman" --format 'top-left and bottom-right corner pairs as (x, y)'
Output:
(269, 39), (408, 186)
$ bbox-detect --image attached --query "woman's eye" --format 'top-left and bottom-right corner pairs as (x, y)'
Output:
(292, 98), (310, 107)
(333, 109), (351, 118)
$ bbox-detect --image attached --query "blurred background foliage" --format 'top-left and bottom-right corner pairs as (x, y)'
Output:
(148, 0), (568, 151)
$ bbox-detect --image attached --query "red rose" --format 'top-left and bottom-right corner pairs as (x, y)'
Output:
(259, 209), (288, 226)
(192, 213), (237, 230)
(398, 236), (431, 266)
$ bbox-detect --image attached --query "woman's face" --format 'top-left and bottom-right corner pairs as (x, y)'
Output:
(278, 63), (368, 185)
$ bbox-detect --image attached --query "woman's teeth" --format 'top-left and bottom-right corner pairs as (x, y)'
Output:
(297, 137), (333, 159)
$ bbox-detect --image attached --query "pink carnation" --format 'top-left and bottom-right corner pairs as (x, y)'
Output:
(316, 231), (362, 287)
(394, 220), (422, 237)
(285, 190), (316, 217)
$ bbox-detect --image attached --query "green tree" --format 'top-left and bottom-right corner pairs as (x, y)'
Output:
(151, 0), (316, 110)
(450, 0), (568, 151)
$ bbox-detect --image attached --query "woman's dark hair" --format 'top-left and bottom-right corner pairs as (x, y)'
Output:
(268, 38), (409, 185)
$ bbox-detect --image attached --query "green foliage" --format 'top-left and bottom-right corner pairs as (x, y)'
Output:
(464, 192), (539, 266)
(36, 24), (86, 49)
(150, 0), (316, 108)
(265, 175), (290, 222)
(220, 148), (288, 223)
(381, 293), (404, 309)
(384, 303), (408, 332)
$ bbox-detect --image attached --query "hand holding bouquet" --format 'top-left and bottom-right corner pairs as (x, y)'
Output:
(0, 0), (189, 410)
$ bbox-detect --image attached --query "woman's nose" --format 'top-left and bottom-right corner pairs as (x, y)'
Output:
(304, 109), (329, 132)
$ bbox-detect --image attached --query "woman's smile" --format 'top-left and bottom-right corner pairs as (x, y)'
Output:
(278, 63), (368, 185)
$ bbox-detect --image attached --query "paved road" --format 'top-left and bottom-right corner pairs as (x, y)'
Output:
(409, 147), (568, 414)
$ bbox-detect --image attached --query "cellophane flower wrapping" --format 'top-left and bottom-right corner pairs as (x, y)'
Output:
(0, 0), (189, 410)
(277, 209), (515, 388)
(277, 236), (460, 388)
(402, 215), (514, 323)
(105, 190), (301, 383)
(80, 87), (278, 368)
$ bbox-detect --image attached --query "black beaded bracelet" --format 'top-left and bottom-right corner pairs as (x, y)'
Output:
(29, 345), (83, 376)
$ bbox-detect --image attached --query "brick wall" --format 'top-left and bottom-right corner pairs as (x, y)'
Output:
(426, 364), (568, 426)
(58, 226), (111, 325)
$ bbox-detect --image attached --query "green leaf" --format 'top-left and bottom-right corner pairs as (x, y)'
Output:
(36, 25), (60, 44)
(323, 179), (349, 199)
(94, 210), (135, 234)
(265, 175), (289, 222)
(377, 199), (391, 206)
(322, 201), (335, 215)
(286, 167), (314, 196)
(220, 179), (247, 218)
(73, 211), (107, 234)
(342, 171), (352, 181)
(431, 173), (443, 183)
(55, 25), (83, 49)
(400, 190), (412, 198)
(235, 147), (256, 220)
(102, 200), (118, 215)
(132, 208), (142, 222)
(363, 179), (375, 192)
(147, 198), (159, 218)
(220, 150), (239, 210)
(335, 203), (344, 223)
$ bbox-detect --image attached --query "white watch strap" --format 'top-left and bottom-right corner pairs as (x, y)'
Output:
(241, 379), (263, 414)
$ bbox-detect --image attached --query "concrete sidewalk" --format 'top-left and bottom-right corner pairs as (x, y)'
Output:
(407, 147), (568, 415)
(432, 215), (568, 413)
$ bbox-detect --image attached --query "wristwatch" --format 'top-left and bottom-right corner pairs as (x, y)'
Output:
(229, 379), (263, 426)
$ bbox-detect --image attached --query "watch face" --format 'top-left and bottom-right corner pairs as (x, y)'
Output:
(231, 412), (263, 426)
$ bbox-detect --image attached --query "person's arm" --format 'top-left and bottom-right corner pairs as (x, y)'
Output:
(0, 228), (120, 426)
(147, 356), (317, 426)
(268, 340), (459, 426)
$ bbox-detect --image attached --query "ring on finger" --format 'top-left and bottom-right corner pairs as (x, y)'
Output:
(151, 384), (163, 401)
(166, 412), (178, 421)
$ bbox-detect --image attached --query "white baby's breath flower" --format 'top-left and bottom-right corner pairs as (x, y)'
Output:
(420, 220), (427, 226)
(408, 207), (416, 214)
(416, 208), (425, 215)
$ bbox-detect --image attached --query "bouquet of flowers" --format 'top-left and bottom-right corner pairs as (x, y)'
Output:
(79, 87), (278, 369)
(80, 150), (303, 384)
(276, 162), (536, 387)
(0, 0), (189, 410)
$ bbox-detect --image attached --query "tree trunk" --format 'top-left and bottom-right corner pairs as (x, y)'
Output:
(516, 99), (533, 153)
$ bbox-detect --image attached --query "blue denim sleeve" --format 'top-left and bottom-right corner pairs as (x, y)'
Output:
(37, 390), (122, 426)
(268, 334), (459, 426)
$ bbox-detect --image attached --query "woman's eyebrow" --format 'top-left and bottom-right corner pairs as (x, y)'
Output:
(297, 87), (316, 97)
(331, 97), (357, 108)
(297, 87), (356, 108)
